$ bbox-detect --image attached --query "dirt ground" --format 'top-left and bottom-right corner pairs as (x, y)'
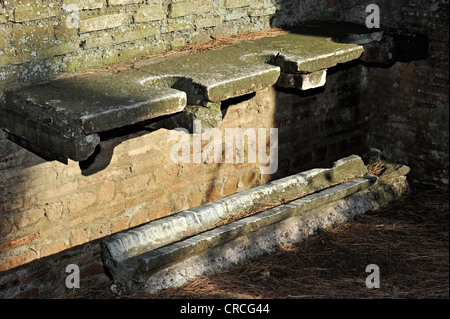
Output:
(60, 183), (448, 300)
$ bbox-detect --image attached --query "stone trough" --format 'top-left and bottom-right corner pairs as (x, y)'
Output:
(101, 155), (410, 294)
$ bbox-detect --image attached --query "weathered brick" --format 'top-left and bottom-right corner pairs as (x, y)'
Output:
(148, 203), (171, 220)
(28, 181), (78, 206)
(62, 0), (103, 11)
(13, 208), (45, 229)
(241, 169), (260, 188)
(97, 182), (116, 203)
(44, 202), (63, 222)
(108, 0), (142, 5)
(223, 175), (239, 195)
(40, 241), (68, 258)
(80, 12), (128, 33)
(224, 0), (252, 8)
(11, 21), (55, 48)
(0, 233), (38, 252)
(187, 188), (204, 208)
(118, 175), (149, 196)
(0, 216), (12, 236)
(69, 229), (88, 247)
(36, 42), (80, 59)
(195, 16), (222, 28)
(134, 3), (165, 22)
(67, 192), (97, 213)
(205, 183), (221, 202)
(169, 0), (211, 18)
(0, 250), (37, 271)
(167, 180), (190, 192)
(113, 26), (159, 43)
(129, 209), (147, 228)
(84, 34), (114, 48)
(166, 192), (187, 213)
(89, 223), (108, 241)
(110, 216), (129, 234)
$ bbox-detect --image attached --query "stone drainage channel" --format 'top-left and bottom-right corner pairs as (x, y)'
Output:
(101, 155), (410, 294)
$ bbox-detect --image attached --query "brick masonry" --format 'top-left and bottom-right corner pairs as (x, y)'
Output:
(0, 0), (448, 298)
(366, 1), (449, 188)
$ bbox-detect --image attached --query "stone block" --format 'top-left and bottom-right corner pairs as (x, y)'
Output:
(162, 18), (192, 33)
(134, 3), (165, 23)
(80, 12), (129, 33)
(69, 229), (88, 247)
(13, 0), (58, 22)
(113, 26), (158, 43)
(13, 208), (45, 229)
(40, 241), (68, 258)
(84, 34), (114, 48)
(248, 6), (277, 16)
(0, 11), (7, 23)
(169, 0), (211, 18)
(54, 19), (79, 41)
(0, 251), (37, 272)
(224, 0), (252, 8)
(277, 70), (327, 90)
(0, 233), (38, 252)
(11, 21), (56, 49)
(36, 42), (80, 59)
(108, 0), (142, 5)
(195, 16), (221, 29)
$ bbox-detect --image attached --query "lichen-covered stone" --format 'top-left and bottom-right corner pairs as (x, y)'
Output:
(134, 3), (165, 23)
(80, 12), (129, 33)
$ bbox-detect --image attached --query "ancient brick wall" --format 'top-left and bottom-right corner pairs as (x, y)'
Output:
(369, 1), (449, 188)
(0, 0), (448, 298)
(338, 0), (449, 188)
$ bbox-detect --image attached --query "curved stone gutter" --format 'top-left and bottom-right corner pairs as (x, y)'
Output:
(101, 155), (410, 293)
